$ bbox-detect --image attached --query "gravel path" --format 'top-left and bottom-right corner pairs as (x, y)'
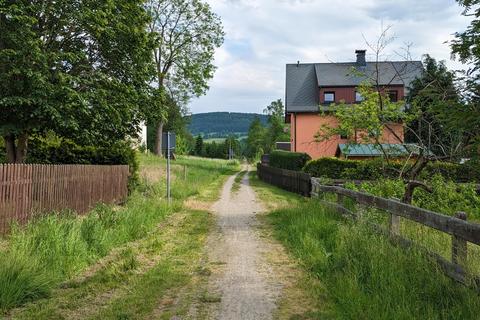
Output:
(206, 168), (282, 320)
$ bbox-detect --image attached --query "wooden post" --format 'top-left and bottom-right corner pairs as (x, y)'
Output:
(337, 193), (344, 205)
(452, 211), (468, 267)
(183, 165), (187, 180)
(389, 214), (400, 236)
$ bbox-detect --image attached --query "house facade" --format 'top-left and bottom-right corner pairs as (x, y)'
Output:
(285, 50), (423, 159)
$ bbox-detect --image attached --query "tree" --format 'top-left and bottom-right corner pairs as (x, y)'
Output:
(263, 99), (289, 152)
(145, 0), (224, 155)
(406, 55), (465, 158)
(0, 0), (154, 163)
(194, 135), (204, 156)
(450, 0), (480, 157)
(246, 117), (266, 159)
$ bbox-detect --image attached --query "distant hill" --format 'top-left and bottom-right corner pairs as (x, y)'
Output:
(187, 112), (268, 138)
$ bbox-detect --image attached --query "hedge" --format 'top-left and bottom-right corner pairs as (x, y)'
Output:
(303, 157), (480, 183)
(269, 150), (311, 171)
(1, 136), (139, 189)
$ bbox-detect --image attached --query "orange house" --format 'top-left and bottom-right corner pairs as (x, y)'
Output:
(285, 50), (423, 159)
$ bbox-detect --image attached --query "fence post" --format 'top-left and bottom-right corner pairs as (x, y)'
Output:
(336, 193), (344, 205)
(183, 165), (187, 180)
(389, 213), (400, 236)
(452, 211), (468, 267)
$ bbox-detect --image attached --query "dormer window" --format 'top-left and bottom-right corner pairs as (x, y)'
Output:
(324, 92), (335, 104)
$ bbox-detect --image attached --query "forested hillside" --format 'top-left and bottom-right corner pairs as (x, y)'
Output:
(187, 112), (268, 138)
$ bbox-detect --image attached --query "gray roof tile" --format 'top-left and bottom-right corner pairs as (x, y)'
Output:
(286, 60), (423, 113)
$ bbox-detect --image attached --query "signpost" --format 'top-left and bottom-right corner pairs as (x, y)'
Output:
(162, 132), (176, 204)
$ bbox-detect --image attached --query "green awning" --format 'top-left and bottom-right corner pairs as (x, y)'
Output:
(337, 143), (427, 157)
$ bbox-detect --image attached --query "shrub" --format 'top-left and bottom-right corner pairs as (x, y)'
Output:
(303, 157), (480, 183)
(424, 160), (480, 183)
(268, 150), (311, 171)
(303, 157), (359, 178)
(0, 137), (5, 163)
(26, 136), (139, 188)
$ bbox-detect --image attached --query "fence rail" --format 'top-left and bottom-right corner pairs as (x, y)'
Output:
(0, 164), (129, 234)
(311, 178), (480, 288)
(257, 163), (311, 196)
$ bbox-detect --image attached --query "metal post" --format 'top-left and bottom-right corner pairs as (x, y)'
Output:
(167, 132), (171, 204)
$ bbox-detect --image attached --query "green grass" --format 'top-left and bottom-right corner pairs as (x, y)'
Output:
(232, 171), (246, 193)
(1, 154), (239, 315)
(250, 172), (480, 319)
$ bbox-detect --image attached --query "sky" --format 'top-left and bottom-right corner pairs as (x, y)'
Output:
(188, 0), (472, 115)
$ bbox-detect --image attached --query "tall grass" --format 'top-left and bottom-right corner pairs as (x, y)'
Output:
(0, 155), (238, 313)
(269, 200), (480, 319)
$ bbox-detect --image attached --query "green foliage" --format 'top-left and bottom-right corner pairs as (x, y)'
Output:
(146, 0), (224, 152)
(269, 200), (480, 319)
(303, 157), (480, 182)
(246, 116), (267, 159)
(347, 175), (480, 219)
(0, 0), (155, 161)
(269, 150), (311, 171)
(193, 136), (241, 159)
(187, 112), (268, 138)
(303, 157), (360, 179)
(449, 1), (480, 155)
(24, 135), (139, 188)
(406, 55), (464, 158)
(194, 135), (204, 156)
(317, 82), (413, 146)
(0, 137), (5, 163)
(263, 99), (290, 152)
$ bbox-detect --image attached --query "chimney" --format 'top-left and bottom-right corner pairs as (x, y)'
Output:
(355, 50), (366, 66)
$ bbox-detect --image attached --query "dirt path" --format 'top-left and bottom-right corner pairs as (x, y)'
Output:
(203, 167), (282, 320)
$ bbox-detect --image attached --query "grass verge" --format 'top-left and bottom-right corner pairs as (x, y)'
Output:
(251, 170), (480, 319)
(1, 154), (238, 315)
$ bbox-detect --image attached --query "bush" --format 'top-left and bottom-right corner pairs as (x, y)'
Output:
(0, 137), (5, 163)
(424, 160), (480, 183)
(26, 136), (139, 188)
(268, 150), (311, 171)
(303, 157), (480, 183)
(303, 157), (359, 178)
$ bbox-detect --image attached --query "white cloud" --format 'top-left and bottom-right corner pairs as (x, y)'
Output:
(189, 0), (472, 114)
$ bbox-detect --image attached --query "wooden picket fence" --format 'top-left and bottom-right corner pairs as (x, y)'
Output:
(0, 164), (129, 234)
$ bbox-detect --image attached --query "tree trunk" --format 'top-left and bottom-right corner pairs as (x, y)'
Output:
(401, 156), (431, 204)
(154, 121), (164, 156)
(4, 134), (16, 163)
(15, 133), (28, 163)
(3, 133), (28, 163)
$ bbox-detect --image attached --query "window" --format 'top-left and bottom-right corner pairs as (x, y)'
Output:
(340, 134), (348, 139)
(387, 90), (398, 102)
(355, 91), (363, 102)
(324, 92), (335, 103)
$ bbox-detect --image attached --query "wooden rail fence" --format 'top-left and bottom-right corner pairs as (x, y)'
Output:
(0, 164), (129, 234)
(257, 163), (311, 196)
(311, 178), (480, 289)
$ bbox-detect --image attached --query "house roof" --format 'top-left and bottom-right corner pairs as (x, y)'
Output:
(337, 143), (427, 157)
(286, 60), (423, 113)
